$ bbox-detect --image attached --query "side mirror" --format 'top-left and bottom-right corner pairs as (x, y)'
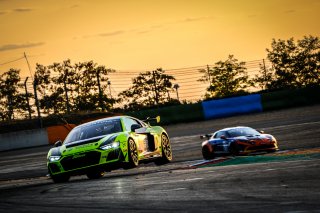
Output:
(131, 124), (142, 132)
(220, 135), (227, 140)
(54, 140), (63, 147)
(258, 130), (265, 134)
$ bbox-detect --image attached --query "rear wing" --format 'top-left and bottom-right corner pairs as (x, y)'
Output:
(143, 116), (160, 124)
(200, 134), (213, 139)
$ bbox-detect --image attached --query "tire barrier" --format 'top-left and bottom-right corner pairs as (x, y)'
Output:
(202, 94), (263, 120)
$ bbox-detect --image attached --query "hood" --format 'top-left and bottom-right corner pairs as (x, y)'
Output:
(234, 134), (273, 143)
(48, 133), (120, 157)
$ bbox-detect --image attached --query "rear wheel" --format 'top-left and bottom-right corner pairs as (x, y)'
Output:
(86, 170), (105, 179)
(51, 174), (70, 183)
(202, 146), (214, 160)
(155, 134), (172, 165)
(124, 138), (139, 169)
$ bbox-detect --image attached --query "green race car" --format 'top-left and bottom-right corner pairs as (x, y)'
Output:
(47, 115), (172, 183)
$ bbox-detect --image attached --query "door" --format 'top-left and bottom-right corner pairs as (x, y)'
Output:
(122, 117), (149, 155)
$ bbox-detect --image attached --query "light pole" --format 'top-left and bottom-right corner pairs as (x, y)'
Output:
(173, 83), (180, 102)
(24, 77), (32, 119)
(33, 78), (42, 128)
(107, 80), (112, 99)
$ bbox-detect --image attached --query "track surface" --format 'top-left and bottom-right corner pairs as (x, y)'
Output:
(1, 105), (320, 212)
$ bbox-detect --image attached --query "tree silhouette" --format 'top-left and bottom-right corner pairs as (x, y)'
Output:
(34, 63), (54, 114)
(199, 55), (249, 98)
(74, 61), (116, 111)
(119, 68), (175, 110)
(251, 60), (275, 90)
(266, 35), (320, 89)
(49, 59), (79, 113)
(0, 69), (28, 120)
(33, 60), (116, 114)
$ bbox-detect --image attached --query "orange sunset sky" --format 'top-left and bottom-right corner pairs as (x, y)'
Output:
(1, 0), (320, 81)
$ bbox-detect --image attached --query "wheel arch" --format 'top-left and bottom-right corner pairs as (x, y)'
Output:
(161, 131), (169, 140)
(202, 142), (214, 153)
(202, 143), (214, 160)
(159, 131), (170, 148)
(123, 137), (135, 162)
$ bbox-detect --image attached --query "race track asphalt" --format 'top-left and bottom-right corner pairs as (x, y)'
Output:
(0, 104), (320, 212)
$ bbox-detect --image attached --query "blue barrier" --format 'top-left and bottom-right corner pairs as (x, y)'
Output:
(202, 94), (263, 120)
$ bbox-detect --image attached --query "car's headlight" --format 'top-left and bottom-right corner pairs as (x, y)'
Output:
(49, 156), (61, 162)
(267, 136), (276, 143)
(99, 134), (120, 150)
(100, 141), (120, 150)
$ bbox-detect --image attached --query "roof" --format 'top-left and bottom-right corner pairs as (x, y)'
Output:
(218, 126), (252, 132)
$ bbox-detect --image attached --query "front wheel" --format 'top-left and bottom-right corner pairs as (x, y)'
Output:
(155, 134), (172, 165)
(202, 146), (214, 160)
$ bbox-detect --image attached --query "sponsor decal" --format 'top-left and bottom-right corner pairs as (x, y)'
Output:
(72, 154), (86, 159)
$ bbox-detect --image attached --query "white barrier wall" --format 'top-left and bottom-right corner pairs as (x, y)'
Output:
(0, 128), (49, 152)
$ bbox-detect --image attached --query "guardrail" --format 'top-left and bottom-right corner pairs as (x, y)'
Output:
(128, 86), (320, 124)
(261, 86), (320, 111)
(0, 124), (75, 152)
(1, 86), (319, 151)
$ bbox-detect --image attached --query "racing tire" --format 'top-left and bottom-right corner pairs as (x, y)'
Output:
(229, 142), (240, 156)
(202, 146), (214, 160)
(155, 134), (172, 165)
(86, 170), (105, 179)
(124, 138), (139, 169)
(51, 174), (70, 183)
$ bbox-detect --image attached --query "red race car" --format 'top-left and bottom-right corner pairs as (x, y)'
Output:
(201, 126), (278, 159)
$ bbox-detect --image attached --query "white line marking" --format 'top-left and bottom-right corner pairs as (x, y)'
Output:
(264, 121), (320, 130)
(149, 177), (204, 185)
(159, 177), (204, 185)
(159, 188), (187, 192)
(206, 159), (320, 175)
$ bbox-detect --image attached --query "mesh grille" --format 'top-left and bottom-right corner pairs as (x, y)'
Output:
(49, 163), (60, 173)
(106, 149), (120, 161)
(247, 144), (275, 150)
(60, 151), (101, 171)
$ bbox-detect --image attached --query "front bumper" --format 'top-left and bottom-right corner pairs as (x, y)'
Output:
(48, 148), (124, 176)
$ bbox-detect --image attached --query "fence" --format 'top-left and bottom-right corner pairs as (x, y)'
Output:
(1, 59), (271, 119)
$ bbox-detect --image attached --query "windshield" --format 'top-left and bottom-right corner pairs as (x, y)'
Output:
(64, 119), (122, 144)
(227, 127), (260, 137)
